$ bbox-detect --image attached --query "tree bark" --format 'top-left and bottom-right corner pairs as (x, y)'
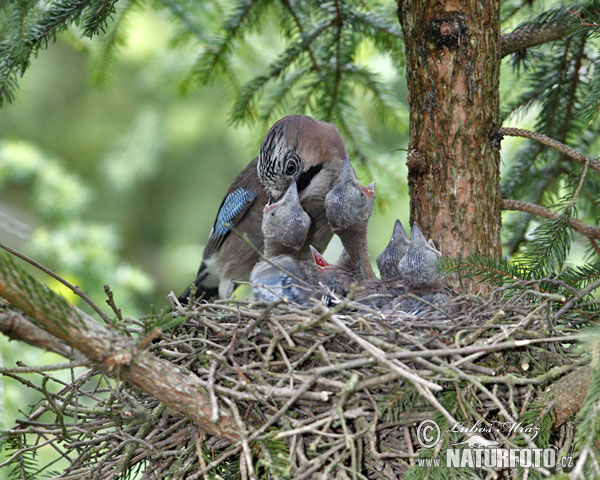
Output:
(399, 0), (502, 264)
(0, 307), (79, 358)
(539, 365), (591, 429)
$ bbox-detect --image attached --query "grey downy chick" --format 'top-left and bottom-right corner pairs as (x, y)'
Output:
(251, 246), (332, 305)
(324, 157), (376, 296)
(398, 223), (442, 291)
(376, 219), (410, 280)
(394, 223), (451, 314)
(251, 181), (314, 303)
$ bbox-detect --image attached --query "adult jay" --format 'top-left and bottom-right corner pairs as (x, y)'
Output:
(178, 115), (347, 302)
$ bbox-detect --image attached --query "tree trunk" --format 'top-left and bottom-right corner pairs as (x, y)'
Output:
(399, 0), (502, 262)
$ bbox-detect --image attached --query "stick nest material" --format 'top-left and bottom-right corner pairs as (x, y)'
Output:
(1, 283), (592, 479)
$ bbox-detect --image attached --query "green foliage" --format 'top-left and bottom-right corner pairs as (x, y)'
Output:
(0, 139), (153, 315)
(515, 206), (573, 279)
(380, 386), (421, 422)
(256, 435), (291, 479)
(442, 255), (525, 286)
(88, 0), (137, 87)
(2, 434), (40, 480)
(200, 443), (241, 479)
(0, 0), (121, 104)
(519, 404), (554, 449)
(159, 0), (405, 156)
(501, 2), (600, 258)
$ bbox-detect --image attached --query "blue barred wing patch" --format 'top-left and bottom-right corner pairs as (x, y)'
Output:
(214, 188), (256, 236)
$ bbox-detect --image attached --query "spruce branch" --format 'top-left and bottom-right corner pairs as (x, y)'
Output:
(502, 199), (600, 241)
(0, 307), (81, 359)
(0, 239), (113, 324)
(192, 0), (263, 85)
(0, 0), (123, 105)
(501, 18), (574, 57)
(0, 252), (241, 442)
(278, 0), (321, 72)
(498, 127), (600, 172)
(155, 0), (211, 43)
(539, 365), (592, 428)
(81, 0), (119, 37)
(89, 0), (135, 87)
(501, 6), (600, 57)
(230, 19), (331, 124)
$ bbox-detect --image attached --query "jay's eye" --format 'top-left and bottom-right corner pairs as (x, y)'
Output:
(285, 160), (298, 176)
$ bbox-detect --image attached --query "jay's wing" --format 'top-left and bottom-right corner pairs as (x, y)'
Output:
(202, 158), (264, 261)
(203, 188), (256, 259)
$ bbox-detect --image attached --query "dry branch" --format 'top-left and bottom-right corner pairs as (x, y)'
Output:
(1, 251), (598, 477)
(0, 253), (240, 442)
(539, 365), (591, 428)
(0, 306), (78, 358)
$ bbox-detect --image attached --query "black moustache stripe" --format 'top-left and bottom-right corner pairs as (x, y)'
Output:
(297, 164), (323, 192)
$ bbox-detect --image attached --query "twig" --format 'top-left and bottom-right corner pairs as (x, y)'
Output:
(0, 241), (112, 325)
(104, 284), (123, 323)
(0, 360), (90, 373)
(207, 360), (219, 423)
(328, 314), (442, 391)
(553, 277), (600, 321)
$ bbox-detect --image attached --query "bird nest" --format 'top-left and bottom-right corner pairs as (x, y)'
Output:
(1, 282), (592, 479)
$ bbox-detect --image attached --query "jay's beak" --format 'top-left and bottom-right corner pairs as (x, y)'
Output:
(269, 180), (298, 206)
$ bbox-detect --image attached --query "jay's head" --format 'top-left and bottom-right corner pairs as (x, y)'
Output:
(257, 115), (347, 203)
(398, 223), (442, 290)
(261, 181), (311, 252)
(325, 157), (375, 233)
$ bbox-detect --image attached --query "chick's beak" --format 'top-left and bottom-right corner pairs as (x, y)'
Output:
(361, 182), (375, 198)
(281, 180), (299, 203)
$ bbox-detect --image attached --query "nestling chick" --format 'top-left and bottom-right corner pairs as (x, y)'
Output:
(260, 181), (310, 257)
(178, 115), (347, 302)
(398, 223), (442, 291)
(391, 223), (453, 314)
(324, 157), (375, 296)
(376, 219), (410, 280)
(251, 182), (324, 304)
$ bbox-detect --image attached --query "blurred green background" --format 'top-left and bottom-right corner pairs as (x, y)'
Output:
(0, 5), (410, 316)
(0, 5), (411, 458)
(0, 1), (593, 475)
